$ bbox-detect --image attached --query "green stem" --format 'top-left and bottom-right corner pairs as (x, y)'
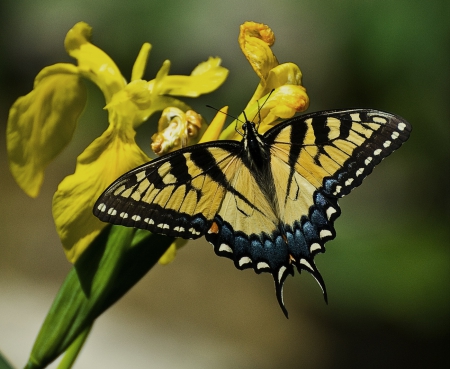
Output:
(56, 325), (92, 369)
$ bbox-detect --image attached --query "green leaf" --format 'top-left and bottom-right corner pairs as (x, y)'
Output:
(24, 225), (173, 369)
(56, 326), (91, 369)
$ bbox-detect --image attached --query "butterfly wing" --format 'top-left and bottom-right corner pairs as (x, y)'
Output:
(95, 134), (288, 303)
(268, 109), (411, 301)
(205, 109), (411, 316)
(94, 108), (411, 318)
(94, 142), (243, 239)
(265, 108), (412, 199)
(204, 158), (295, 315)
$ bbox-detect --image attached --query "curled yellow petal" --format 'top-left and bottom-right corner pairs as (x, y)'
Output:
(65, 22), (125, 103)
(7, 63), (86, 198)
(151, 107), (206, 155)
(52, 124), (150, 263)
(151, 107), (189, 155)
(265, 63), (304, 88)
(238, 21), (310, 115)
(239, 22), (278, 81)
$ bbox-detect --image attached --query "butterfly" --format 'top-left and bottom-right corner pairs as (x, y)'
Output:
(93, 108), (411, 317)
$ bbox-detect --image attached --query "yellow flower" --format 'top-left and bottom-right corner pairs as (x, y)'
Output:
(7, 20), (306, 266)
(7, 22), (228, 263)
(9, 21), (312, 368)
(221, 21), (309, 140)
(156, 20), (310, 264)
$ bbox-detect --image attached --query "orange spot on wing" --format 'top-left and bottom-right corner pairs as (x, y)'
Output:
(208, 221), (219, 234)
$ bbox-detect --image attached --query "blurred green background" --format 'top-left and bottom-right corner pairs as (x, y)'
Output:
(0, 0), (448, 368)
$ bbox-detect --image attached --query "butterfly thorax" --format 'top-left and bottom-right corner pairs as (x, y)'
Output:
(242, 121), (269, 170)
(241, 121), (281, 217)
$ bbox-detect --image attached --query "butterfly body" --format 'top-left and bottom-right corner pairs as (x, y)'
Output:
(242, 121), (270, 167)
(94, 109), (411, 317)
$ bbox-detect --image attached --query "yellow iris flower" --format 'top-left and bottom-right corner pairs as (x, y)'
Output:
(158, 22), (310, 263)
(221, 21), (309, 140)
(8, 21), (311, 368)
(7, 22), (228, 263)
(6, 21), (308, 265)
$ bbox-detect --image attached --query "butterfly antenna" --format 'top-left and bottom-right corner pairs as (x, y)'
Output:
(253, 89), (274, 130)
(206, 105), (245, 124)
(206, 105), (245, 137)
(242, 110), (249, 122)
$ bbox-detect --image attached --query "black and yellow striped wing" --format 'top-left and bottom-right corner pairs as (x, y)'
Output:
(94, 108), (411, 317)
(94, 142), (242, 238)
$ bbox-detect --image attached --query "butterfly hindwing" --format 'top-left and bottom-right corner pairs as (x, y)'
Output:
(205, 157), (283, 272)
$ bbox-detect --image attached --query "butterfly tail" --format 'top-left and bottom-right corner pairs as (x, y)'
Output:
(296, 260), (328, 304)
(273, 265), (295, 318)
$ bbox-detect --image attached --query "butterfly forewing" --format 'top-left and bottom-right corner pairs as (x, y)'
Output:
(94, 143), (242, 239)
(266, 109), (412, 198)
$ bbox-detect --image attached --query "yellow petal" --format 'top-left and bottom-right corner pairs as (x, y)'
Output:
(158, 239), (188, 265)
(139, 57), (228, 122)
(199, 107), (228, 143)
(220, 86), (309, 140)
(133, 62), (191, 126)
(7, 63), (86, 198)
(151, 57), (228, 97)
(139, 94), (191, 124)
(65, 22), (125, 103)
(265, 63), (304, 89)
(238, 22), (278, 81)
(52, 124), (150, 263)
(131, 43), (152, 81)
(249, 62), (305, 106)
(259, 85), (309, 126)
(105, 79), (154, 130)
(106, 79), (152, 111)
